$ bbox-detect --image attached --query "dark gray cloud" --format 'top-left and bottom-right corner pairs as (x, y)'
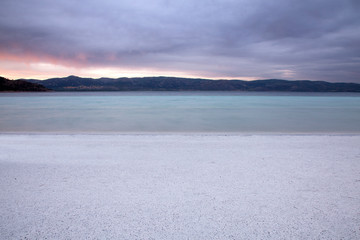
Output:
(0, 0), (359, 82)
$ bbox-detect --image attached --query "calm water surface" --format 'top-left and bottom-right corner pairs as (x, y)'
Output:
(1, 91), (360, 133)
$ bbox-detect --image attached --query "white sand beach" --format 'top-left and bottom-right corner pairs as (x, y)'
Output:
(1, 134), (359, 239)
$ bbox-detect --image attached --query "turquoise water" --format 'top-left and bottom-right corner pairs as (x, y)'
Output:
(1, 92), (360, 133)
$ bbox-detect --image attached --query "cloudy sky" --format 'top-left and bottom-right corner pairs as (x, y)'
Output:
(0, 0), (359, 82)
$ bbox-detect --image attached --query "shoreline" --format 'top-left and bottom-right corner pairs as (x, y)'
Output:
(1, 134), (359, 239)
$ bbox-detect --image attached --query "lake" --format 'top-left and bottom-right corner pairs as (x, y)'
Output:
(1, 91), (360, 133)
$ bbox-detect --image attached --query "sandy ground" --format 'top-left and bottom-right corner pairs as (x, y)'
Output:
(0, 134), (360, 239)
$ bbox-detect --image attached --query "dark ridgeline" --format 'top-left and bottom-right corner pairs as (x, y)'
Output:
(5, 75), (360, 92)
(0, 76), (50, 91)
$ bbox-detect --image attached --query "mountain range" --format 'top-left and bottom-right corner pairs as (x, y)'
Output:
(2, 75), (360, 92)
(0, 76), (50, 91)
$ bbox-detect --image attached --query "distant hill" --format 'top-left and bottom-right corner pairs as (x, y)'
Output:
(20, 75), (360, 92)
(0, 76), (50, 92)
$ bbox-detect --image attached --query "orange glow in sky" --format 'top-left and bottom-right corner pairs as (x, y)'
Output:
(0, 55), (258, 81)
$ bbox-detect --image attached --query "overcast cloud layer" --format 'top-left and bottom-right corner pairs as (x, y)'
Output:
(0, 0), (360, 82)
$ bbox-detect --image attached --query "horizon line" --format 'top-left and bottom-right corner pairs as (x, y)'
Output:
(1, 74), (325, 83)
(2, 74), (359, 84)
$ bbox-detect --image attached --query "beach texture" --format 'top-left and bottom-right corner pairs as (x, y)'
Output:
(1, 134), (360, 239)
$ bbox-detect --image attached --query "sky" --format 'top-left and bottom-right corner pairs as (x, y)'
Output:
(0, 0), (359, 82)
